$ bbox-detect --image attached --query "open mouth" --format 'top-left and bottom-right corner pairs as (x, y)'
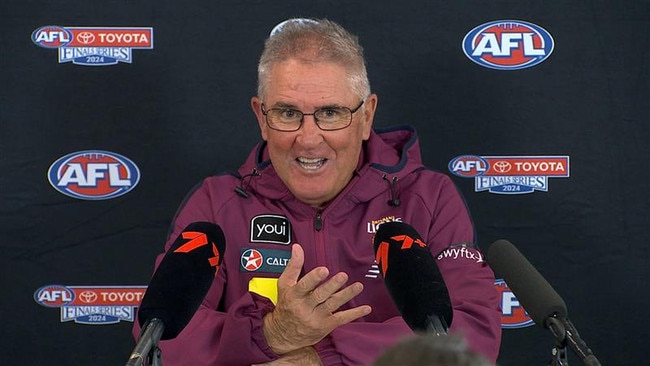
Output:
(297, 157), (326, 170)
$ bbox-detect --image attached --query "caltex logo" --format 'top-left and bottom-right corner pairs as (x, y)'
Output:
(462, 20), (554, 70)
(240, 248), (291, 274)
(241, 249), (264, 271)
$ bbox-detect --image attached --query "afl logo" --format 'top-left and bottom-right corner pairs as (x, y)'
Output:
(34, 285), (75, 308)
(462, 20), (554, 70)
(241, 249), (264, 271)
(448, 155), (489, 178)
(48, 150), (140, 200)
(31, 25), (73, 49)
(495, 279), (534, 328)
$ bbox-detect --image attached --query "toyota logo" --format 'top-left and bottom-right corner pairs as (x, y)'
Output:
(79, 291), (98, 303)
(76, 32), (95, 44)
(493, 161), (512, 173)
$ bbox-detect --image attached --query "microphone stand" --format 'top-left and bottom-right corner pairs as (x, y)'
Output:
(424, 315), (449, 336)
(545, 315), (601, 366)
(546, 316), (568, 366)
(126, 318), (164, 366)
(149, 345), (162, 366)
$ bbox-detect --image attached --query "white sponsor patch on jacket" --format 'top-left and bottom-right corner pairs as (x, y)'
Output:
(250, 214), (292, 245)
(436, 243), (485, 264)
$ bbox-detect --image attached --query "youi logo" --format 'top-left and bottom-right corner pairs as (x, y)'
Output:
(462, 20), (554, 70)
(48, 150), (140, 200)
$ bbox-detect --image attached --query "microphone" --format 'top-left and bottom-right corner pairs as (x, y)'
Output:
(487, 240), (601, 366)
(373, 222), (452, 335)
(487, 240), (566, 326)
(126, 222), (226, 366)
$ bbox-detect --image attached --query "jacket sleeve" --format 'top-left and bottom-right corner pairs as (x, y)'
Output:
(426, 175), (502, 363)
(131, 180), (281, 366)
(315, 317), (414, 365)
(436, 249), (502, 363)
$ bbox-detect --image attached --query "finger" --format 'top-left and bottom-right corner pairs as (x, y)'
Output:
(318, 281), (364, 313)
(278, 244), (304, 288)
(324, 304), (373, 329)
(322, 305), (372, 333)
(293, 265), (329, 297)
(310, 272), (349, 305)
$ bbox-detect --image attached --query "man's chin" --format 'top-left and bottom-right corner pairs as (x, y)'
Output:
(291, 187), (333, 208)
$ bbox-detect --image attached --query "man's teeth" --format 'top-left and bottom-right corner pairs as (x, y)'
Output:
(297, 157), (325, 170)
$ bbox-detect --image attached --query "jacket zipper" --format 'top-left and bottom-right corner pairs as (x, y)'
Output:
(314, 211), (323, 231)
(314, 210), (326, 265)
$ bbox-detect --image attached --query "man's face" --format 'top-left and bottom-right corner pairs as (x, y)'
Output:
(252, 59), (377, 207)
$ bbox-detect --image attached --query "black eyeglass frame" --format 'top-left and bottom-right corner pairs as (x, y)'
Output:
(260, 99), (365, 132)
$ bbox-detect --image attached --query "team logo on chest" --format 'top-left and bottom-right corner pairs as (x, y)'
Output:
(250, 215), (292, 245)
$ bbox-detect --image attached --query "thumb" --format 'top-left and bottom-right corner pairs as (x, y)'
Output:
(279, 244), (304, 288)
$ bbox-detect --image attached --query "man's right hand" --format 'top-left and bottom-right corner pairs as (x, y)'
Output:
(262, 244), (372, 355)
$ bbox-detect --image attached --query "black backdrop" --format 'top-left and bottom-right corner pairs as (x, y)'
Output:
(2, 0), (648, 365)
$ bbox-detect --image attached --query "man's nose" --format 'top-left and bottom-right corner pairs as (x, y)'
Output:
(297, 114), (324, 144)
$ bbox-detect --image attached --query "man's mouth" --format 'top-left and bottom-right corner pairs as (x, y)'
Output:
(296, 157), (326, 170)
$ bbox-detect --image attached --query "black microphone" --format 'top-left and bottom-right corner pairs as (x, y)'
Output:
(487, 240), (601, 366)
(126, 222), (226, 366)
(373, 221), (452, 335)
(487, 239), (566, 326)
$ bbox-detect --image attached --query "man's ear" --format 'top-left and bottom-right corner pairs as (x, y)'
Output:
(361, 94), (378, 140)
(251, 96), (268, 141)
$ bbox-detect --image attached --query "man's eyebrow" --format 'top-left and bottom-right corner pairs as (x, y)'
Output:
(316, 103), (345, 109)
(271, 101), (345, 109)
(272, 102), (298, 109)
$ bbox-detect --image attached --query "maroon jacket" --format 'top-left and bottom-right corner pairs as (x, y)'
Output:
(133, 126), (502, 365)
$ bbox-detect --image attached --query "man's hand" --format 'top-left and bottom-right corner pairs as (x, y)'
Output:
(263, 244), (372, 355)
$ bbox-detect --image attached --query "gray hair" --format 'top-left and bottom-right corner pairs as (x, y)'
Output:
(257, 18), (371, 101)
(373, 334), (495, 366)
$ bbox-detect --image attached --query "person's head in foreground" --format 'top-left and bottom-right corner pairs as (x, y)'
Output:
(373, 334), (495, 366)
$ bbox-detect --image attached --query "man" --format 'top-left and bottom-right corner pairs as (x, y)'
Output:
(134, 18), (501, 365)
(373, 334), (494, 366)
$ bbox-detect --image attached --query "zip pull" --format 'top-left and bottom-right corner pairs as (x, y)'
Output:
(382, 174), (401, 207)
(314, 212), (323, 231)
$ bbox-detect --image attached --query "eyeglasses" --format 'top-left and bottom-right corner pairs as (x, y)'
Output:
(261, 100), (365, 132)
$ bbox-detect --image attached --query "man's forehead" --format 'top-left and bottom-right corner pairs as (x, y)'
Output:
(264, 61), (353, 103)
(269, 59), (350, 84)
